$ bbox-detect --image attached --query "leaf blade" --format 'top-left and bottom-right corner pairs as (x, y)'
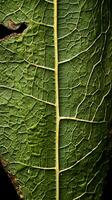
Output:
(0, 0), (112, 200)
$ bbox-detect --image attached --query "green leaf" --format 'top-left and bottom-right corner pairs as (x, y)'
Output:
(0, 0), (112, 199)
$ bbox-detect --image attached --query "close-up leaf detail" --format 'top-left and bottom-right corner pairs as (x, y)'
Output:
(0, 0), (112, 199)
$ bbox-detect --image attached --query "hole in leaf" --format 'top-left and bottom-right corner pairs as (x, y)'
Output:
(0, 21), (27, 40)
(0, 162), (21, 199)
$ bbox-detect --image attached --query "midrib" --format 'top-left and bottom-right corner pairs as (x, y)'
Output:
(54, 0), (59, 200)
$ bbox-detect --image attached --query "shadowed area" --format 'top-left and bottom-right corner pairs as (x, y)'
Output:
(102, 159), (112, 199)
(0, 162), (21, 199)
(102, 120), (112, 200)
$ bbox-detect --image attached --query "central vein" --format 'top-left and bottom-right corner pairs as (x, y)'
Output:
(54, 0), (59, 200)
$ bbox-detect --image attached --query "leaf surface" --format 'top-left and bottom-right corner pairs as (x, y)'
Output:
(0, 0), (112, 199)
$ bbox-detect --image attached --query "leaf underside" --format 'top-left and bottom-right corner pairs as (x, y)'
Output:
(0, 0), (112, 200)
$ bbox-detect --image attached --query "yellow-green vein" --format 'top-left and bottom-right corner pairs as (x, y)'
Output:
(54, 0), (59, 200)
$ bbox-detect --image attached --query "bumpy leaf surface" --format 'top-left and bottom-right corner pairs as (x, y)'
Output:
(0, 0), (112, 199)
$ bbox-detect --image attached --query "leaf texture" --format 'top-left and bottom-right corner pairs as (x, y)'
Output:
(0, 0), (112, 200)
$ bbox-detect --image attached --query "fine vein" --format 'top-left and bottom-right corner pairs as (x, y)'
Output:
(54, 0), (59, 200)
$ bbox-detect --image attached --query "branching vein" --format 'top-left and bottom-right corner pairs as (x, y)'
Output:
(0, 85), (55, 106)
(60, 116), (106, 124)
